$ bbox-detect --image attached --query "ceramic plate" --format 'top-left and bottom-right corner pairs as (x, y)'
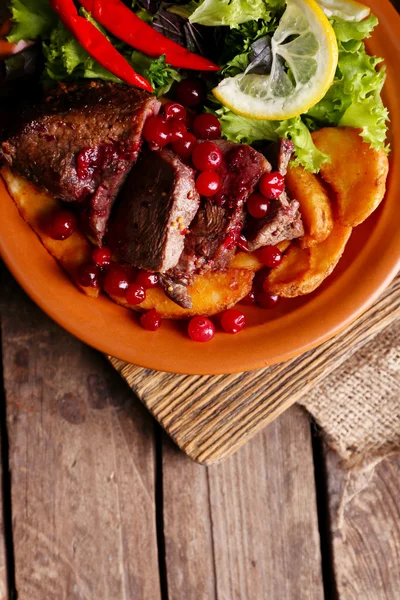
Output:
(1, 0), (399, 374)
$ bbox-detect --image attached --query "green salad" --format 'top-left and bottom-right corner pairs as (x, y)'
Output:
(7, 0), (389, 172)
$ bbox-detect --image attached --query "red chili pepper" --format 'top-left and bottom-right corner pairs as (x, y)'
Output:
(79, 0), (220, 72)
(49, 0), (152, 92)
(0, 16), (11, 37)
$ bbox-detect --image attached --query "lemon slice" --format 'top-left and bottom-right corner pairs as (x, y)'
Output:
(316, 0), (370, 22)
(213, 0), (338, 121)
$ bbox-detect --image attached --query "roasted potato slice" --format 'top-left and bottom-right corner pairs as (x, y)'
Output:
(1, 166), (99, 297)
(229, 251), (263, 271)
(286, 164), (334, 248)
(312, 127), (389, 227)
(265, 223), (352, 297)
(264, 245), (311, 296)
(111, 269), (254, 319)
(276, 239), (292, 254)
(229, 240), (292, 271)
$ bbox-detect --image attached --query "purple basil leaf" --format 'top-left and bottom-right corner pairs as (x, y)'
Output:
(153, 6), (185, 45)
(135, 0), (187, 15)
(152, 3), (221, 61)
(5, 45), (39, 82)
(135, 0), (162, 14)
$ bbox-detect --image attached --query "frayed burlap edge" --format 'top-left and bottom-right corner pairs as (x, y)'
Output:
(298, 320), (400, 470)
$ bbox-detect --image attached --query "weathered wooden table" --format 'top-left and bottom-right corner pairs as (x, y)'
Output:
(1, 258), (400, 600)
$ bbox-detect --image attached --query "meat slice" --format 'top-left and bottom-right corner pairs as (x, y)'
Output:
(0, 82), (160, 244)
(110, 147), (200, 273)
(246, 139), (304, 251)
(164, 140), (270, 307)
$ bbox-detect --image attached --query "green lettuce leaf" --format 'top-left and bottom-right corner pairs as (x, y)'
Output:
(130, 53), (181, 96)
(215, 105), (280, 142)
(219, 18), (277, 70)
(276, 118), (329, 172)
(7, 0), (57, 43)
(307, 15), (389, 150)
(184, 0), (284, 27)
(221, 52), (249, 77)
(224, 19), (277, 52)
(214, 106), (328, 172)
(42, 22), (121, 83)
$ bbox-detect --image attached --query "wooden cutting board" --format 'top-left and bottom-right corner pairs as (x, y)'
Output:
(109, 276), (400, 465)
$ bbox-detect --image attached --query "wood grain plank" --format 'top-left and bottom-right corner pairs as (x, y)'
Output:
(162, 435), (216, 599)
(0, 265), (161, 600)
(111, 276), (400, 465)
(0, 430), (8, 600)
(325, 449), (400, 600)
(163, 405), (324, 600)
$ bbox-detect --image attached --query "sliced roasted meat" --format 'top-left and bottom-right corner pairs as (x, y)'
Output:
(164, 140), (270, 307)
(277, 138), (295, 175)
(0, 82), (160, 243)
(110, 147), (200, 273)
(246, 139), (304, 251)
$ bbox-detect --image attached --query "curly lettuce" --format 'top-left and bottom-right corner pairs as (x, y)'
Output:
(7, 0), (56, 43)
(307, 15), (389, 150)
(171, 0), (284, 27)
(214, 106), (328, 172)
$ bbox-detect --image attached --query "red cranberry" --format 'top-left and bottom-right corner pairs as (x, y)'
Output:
(241, 290), (256, 305)
(257, 246), (282, 268)
(220, 309), (246, 334)
(176, 79), (204, 107)
(223, 230), (238, 249)
(256, 291), (280, 309)
(192, 113), (221, 140)
(172, 132), (197, 159)
(92, 246), (112, 267)
(45, 210), (77, 241)
(195, 171), (221, 197)
(188, 316), (215, 342)
(185, 110), (195, 130)
(143, 115), (170, 148)
(253, 269), (269, 290)
(136, 270), (159, 288)
(163, 101), (186, 121)
(167, 118), (187, 143)
(76, 147), (100, 180)
(259, 171), (285, 200)
(140, 308), (162, 331)
(126, 283), (146, 305)
(237, 235), (249, 252)
(76, 263), (100, 288)
(103, 264), (130, 297)
(247, 193), (270, 219)
(192, 141), (223, 172)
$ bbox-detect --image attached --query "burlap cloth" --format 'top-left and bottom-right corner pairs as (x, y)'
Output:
(299, 320), (400, 469)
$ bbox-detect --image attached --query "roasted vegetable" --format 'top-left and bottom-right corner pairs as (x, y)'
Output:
(264, 223), (352, 297)
(229, 239), (291, 271)
(1, 166), (99, 297)
(285, 164), (334, 248)
(111, 269), (254, 319)
(312, 127), (389, 227)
